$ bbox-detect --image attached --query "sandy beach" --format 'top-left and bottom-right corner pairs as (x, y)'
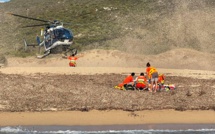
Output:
(0, 110), (215, 127)
(0, 49), (215, 127)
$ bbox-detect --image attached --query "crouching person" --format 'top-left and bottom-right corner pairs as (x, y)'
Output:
(158, 74), (165, 85)
(115, 72), (135, 90)
(158, 73), (165, 91)
(135, 72), (148, 90)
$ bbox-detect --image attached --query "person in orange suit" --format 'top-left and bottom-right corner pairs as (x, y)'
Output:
(115, 72), (135, 90)
(146, 62), (159, 92)
(158, 73), (165, 85)
(64, 53), (83, 67)
(135, 72), (148, 90)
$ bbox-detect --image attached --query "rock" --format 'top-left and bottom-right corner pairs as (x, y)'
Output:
(0, 54), (7, 67)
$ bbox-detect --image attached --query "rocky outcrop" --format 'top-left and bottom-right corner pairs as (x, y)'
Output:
(0, 54), (7, 67)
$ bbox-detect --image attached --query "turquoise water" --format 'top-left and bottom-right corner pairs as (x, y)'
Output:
(0, 0), (10, 3)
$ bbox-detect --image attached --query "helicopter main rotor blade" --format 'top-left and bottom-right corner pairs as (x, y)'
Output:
(7, 12), (50, 23)
(63, 22), (72, 25)
(22, 24), (49, 28)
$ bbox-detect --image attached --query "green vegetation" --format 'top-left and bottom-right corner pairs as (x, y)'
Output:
(0, 0), (215, 56)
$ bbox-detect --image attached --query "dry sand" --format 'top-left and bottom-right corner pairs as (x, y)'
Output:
(0, 49), (215, 126)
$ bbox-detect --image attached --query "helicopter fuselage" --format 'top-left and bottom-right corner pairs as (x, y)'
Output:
(42, 25), (73, 51)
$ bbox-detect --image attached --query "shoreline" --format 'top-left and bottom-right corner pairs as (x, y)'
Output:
(0, 110), (215, 127)
(1, 124), (215, 132)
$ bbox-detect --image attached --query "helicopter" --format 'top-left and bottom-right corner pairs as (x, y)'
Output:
(8, 13), (77, 58)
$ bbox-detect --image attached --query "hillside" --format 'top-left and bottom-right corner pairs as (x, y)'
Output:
(0, 0), (215, 56)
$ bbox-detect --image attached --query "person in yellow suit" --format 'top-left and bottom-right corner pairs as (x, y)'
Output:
(158, 73), (165, 85)
(145, 62), (159, 92)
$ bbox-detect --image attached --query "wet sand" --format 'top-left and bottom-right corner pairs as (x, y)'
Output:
(0, 110), (215, 127)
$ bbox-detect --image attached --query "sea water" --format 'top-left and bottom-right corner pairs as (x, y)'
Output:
(1, 127), (215, 134)
(0, 0), (10, 3)
(1, 124), (215, 134)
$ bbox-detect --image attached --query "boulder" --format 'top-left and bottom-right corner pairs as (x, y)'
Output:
(0, 54), (7, 67)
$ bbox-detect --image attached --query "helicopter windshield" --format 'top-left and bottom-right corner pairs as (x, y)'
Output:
(54, 28), (73, 40)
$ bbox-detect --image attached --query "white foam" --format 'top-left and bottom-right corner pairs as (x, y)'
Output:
(0, 126), (24, 132)
(0, 0), (10, 3)
(1, 127), (215, 134)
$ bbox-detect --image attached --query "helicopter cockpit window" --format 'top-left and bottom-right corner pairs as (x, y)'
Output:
(54, 28), (73, 40)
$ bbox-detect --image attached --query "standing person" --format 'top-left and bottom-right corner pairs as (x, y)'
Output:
(146, 62), (159, 92)
(64, 53), (83, 67)
(135, 72), (148, 90)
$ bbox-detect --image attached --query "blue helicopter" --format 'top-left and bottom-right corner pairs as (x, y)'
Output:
(8, 13), (77, 58)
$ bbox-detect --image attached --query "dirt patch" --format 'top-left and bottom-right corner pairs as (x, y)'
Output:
(5, 49), (215, 71)
(0, 73), (214, 112)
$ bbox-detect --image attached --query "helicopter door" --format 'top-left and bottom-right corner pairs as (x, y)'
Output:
(44, 29), (55, 49)
(54, 28), (73, 41)
(44, 33), (51, 49)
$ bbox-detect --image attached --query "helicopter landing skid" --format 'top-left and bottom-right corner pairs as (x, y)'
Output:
(36, 50), (50, 59)
(62, 48), (78, 58)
